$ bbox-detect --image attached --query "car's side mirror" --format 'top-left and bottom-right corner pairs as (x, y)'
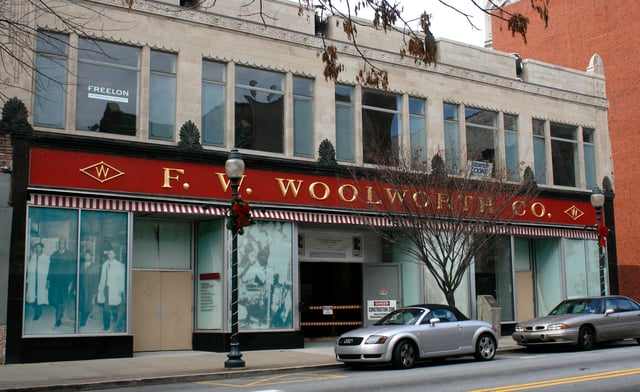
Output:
(604, 308), (615, 316)
(429, 317), (441, 326)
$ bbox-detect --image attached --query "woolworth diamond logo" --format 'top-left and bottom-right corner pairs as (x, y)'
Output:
(564, 205), (584, 221)
(80, 161), (125, 183)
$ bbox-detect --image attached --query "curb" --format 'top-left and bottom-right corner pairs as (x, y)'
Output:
(0, 363), (344, 392)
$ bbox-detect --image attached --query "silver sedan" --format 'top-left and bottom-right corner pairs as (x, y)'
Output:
(512, 295), (640, 350)
(334, 304), (498, 369)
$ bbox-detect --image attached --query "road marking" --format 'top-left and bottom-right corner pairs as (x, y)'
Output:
(200, 373), (347, 388)
(470, 367), (640, 391)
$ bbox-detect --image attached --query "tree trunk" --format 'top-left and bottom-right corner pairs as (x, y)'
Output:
(445, 291), (456, 308)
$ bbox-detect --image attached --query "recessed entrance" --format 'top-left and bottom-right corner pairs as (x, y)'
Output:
(300, 262), (363, 338)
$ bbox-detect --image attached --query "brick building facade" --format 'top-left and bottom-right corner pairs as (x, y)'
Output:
(490, 0), (640, 300)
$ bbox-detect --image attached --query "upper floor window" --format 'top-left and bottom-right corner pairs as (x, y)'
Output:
(443, 103), (460, 174)
(550, 122), (577, 187)
(583, 128), (596, 189)
(532, 119), (547, 184)
(465, 107), (498, 175)
(362, 89), (401, 164)
(335, 84), (355, 162)
(504, 114), (519, 181)
(235, 66), (284, 153)
(149, 51), (177, 141)
(533, 119), (590, 188)
(201, 60), (226, 146)
(293, 76), (315, 158)
(76, 39), (140, 135)
(33, 31), (68, 129)
(409, 97), (427, 167)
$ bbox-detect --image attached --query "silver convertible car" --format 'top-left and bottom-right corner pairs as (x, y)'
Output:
(512, 295), (640, 350)
(334, 304), (498, 369)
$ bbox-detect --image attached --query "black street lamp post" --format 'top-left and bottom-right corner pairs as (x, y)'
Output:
(590, 186), (607, 296)
(224, 148), (246, 368)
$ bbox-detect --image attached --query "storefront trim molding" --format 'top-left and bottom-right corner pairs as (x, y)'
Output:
(28, 193), (597, 240)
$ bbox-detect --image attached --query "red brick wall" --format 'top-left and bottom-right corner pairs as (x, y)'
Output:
(492, 0), (640, 297)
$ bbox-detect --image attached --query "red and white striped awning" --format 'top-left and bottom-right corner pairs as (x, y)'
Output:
(29, 193), (226, 215)
(28, 193), (597, 239)
(28, 193), (389, 226)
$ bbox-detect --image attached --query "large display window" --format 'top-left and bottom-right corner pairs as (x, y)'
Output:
(24, 207), (128, 336)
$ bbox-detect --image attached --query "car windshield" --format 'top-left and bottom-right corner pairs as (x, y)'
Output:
(549, 298), (603, 315)
(375, 308), (425, 325)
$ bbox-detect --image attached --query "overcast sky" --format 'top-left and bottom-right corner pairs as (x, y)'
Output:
(296, 1), (487, 46)
(418, 1), (486, 46)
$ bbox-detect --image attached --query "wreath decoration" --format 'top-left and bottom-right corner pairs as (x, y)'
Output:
(597, 221), (609, 248)
(227, 196), (254, 234)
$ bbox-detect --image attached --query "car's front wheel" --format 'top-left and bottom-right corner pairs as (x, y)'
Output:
(392, 339), (418, 369)
(474, 333), (496, 361)
(578, 326), (595, 350)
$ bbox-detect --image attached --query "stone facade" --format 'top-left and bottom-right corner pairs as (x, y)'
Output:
(0, 0), (614, 363)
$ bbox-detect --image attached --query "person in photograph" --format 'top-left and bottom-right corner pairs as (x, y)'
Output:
(97, 248), (126, 332)
(25, 242), (50, 320)
(79, 250), (100, 327)
(48, 237), (76, 327)
(269, 273), (292, 328)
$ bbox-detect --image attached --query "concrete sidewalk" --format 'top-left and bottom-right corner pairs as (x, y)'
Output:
(0, 337), (520, 391)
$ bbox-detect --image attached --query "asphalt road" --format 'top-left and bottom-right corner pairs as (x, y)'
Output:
(100, 342), (640, 392)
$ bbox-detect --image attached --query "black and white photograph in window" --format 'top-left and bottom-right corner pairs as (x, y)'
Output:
(24, 207), (128, 336)
(237, 221), (293, 330)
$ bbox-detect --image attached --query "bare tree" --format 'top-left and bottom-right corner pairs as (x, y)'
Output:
(297, 0), (550, 89)
(350, 149), (539, 307)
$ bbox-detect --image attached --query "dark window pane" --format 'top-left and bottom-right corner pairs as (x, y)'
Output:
(76, 40), (139, 135)
(551, 139), (576, 186)
(37, 31), (68, 56)
(362, 108), (400, 164)
(550, 122), (576, 140)
(202, 60), (225, 82)
(294, 98), (314, 157)
(236, 66), (283, 91)
(235, 88), (284, 153)
(466, 125), (496, 162)
(583, 128), (595, 143)
(335, 84), (353, 103)
(34, 56), (67, 128)
(149, 73), (176, 140)
(150, 51), (176, 73)
(76, 62), (138, 135)
(362, 90), (399, 110)
(504, 114), (518, 130)
(466, 108), (497, 127)
(336, 105), (355, 162)
(78, 39), (139, 68)
(533, 119), (545, 136)
(444, 103), (458, 121)
(201, 82), (226, 146)
(409, 97), (425, 115)
(293, 76), (314, 97)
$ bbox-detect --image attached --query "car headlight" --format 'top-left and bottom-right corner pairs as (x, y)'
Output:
(514, 325), (524, 332)
(365, 335), (389, 344)
(547, 323), (569, 330)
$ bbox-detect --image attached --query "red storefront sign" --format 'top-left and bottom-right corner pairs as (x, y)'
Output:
(28, 147), (597, 227)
